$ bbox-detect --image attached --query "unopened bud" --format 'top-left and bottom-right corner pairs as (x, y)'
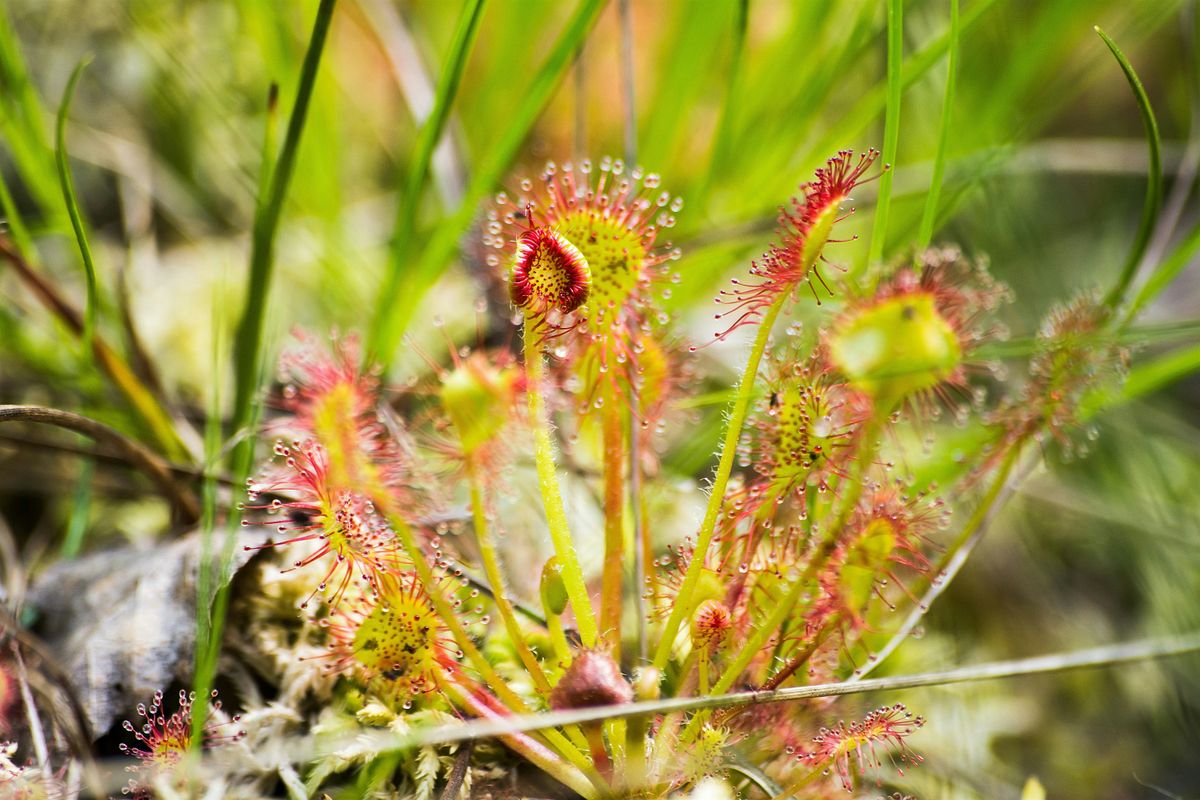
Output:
(540, 557), (569, 617)
(549, 650), (633, 710)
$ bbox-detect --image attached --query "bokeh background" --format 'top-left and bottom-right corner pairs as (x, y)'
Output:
(2, 1), (1199, 797)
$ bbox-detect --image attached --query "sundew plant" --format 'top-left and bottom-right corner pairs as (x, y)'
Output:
(1, 1), (1199, 799)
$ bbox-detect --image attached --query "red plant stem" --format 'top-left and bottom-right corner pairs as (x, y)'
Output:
(758, 613), (841, 691)
(439, 675), (600, 798)
(584, 723), (612, 780)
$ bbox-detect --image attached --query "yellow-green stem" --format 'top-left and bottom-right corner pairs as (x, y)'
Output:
(524, 318), (599, 647)
(547, 611), (573, 670)
(652, 295), (786, 671)
(626, 700), (648, 795)
(600, 383), (626, 657)
(465, 452), (555, 697)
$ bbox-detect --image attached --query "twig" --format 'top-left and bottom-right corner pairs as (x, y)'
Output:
(0, 605), (101, 797)
(0, 405), (200, 524)
(439, 740), (474, 800)
(11, 643), (50, 777)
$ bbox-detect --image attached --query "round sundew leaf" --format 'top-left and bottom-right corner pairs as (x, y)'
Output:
(440, 357), (518, 455)
(829, 292), (962, 405)
(838, 517), (897, 612)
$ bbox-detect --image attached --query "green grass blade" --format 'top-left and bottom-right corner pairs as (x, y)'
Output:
(0, 163), (34, 257)
(1125, 220), (1200, 324)
(1108, 341), (1200, 408)
(916, 0), (958, 250)
(0, 6), (59, 214)
(60, 457), (94, 559)
(865, 0), (903, 269)
(369, 0), (487, 360)
(230, 0), (338, 455)
(807, 0), (996, 183)
(1095, 27), (1162, 311)
(55, 57), (99, 348)
(696, 0), (749, 204)
(370, 0), (607, 370)
(1076, 336), (1200, 420)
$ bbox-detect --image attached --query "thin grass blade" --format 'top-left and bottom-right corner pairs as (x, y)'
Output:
(370, 0), (606, 370)
(916, 0), (959, 249)
(1096, 27), (1163, 310)
(370, 0), (487, 361)
(55, 57), (99, 348)
(231, 0), (338, 461)
(864, 0), (903, 269)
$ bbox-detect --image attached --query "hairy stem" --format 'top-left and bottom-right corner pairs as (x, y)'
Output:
(524, 318), (599, 647)
(652, 295), (786, 671)
(465, 451), (554, 697)
(600, 383), (626, 656)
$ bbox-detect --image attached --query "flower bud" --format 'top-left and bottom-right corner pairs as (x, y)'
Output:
(549, 650), (633, 710)
(540, 557), (569, 617)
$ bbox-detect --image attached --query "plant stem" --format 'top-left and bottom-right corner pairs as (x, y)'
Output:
(652, 294), (785, 672)
(379, 632), (1200, 747)
(632, 419), (652, 661)
(524, 318), (599, 647)
(382, 504), (598, 780)
(439, 674), (599, 800)
(545, 607), (574, 670)
(386, 508), (521, 711)
(464, 450), (554, 697)
(600, 383), (626, 657)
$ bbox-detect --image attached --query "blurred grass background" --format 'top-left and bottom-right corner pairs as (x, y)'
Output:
(2, 1), (1199, 797)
